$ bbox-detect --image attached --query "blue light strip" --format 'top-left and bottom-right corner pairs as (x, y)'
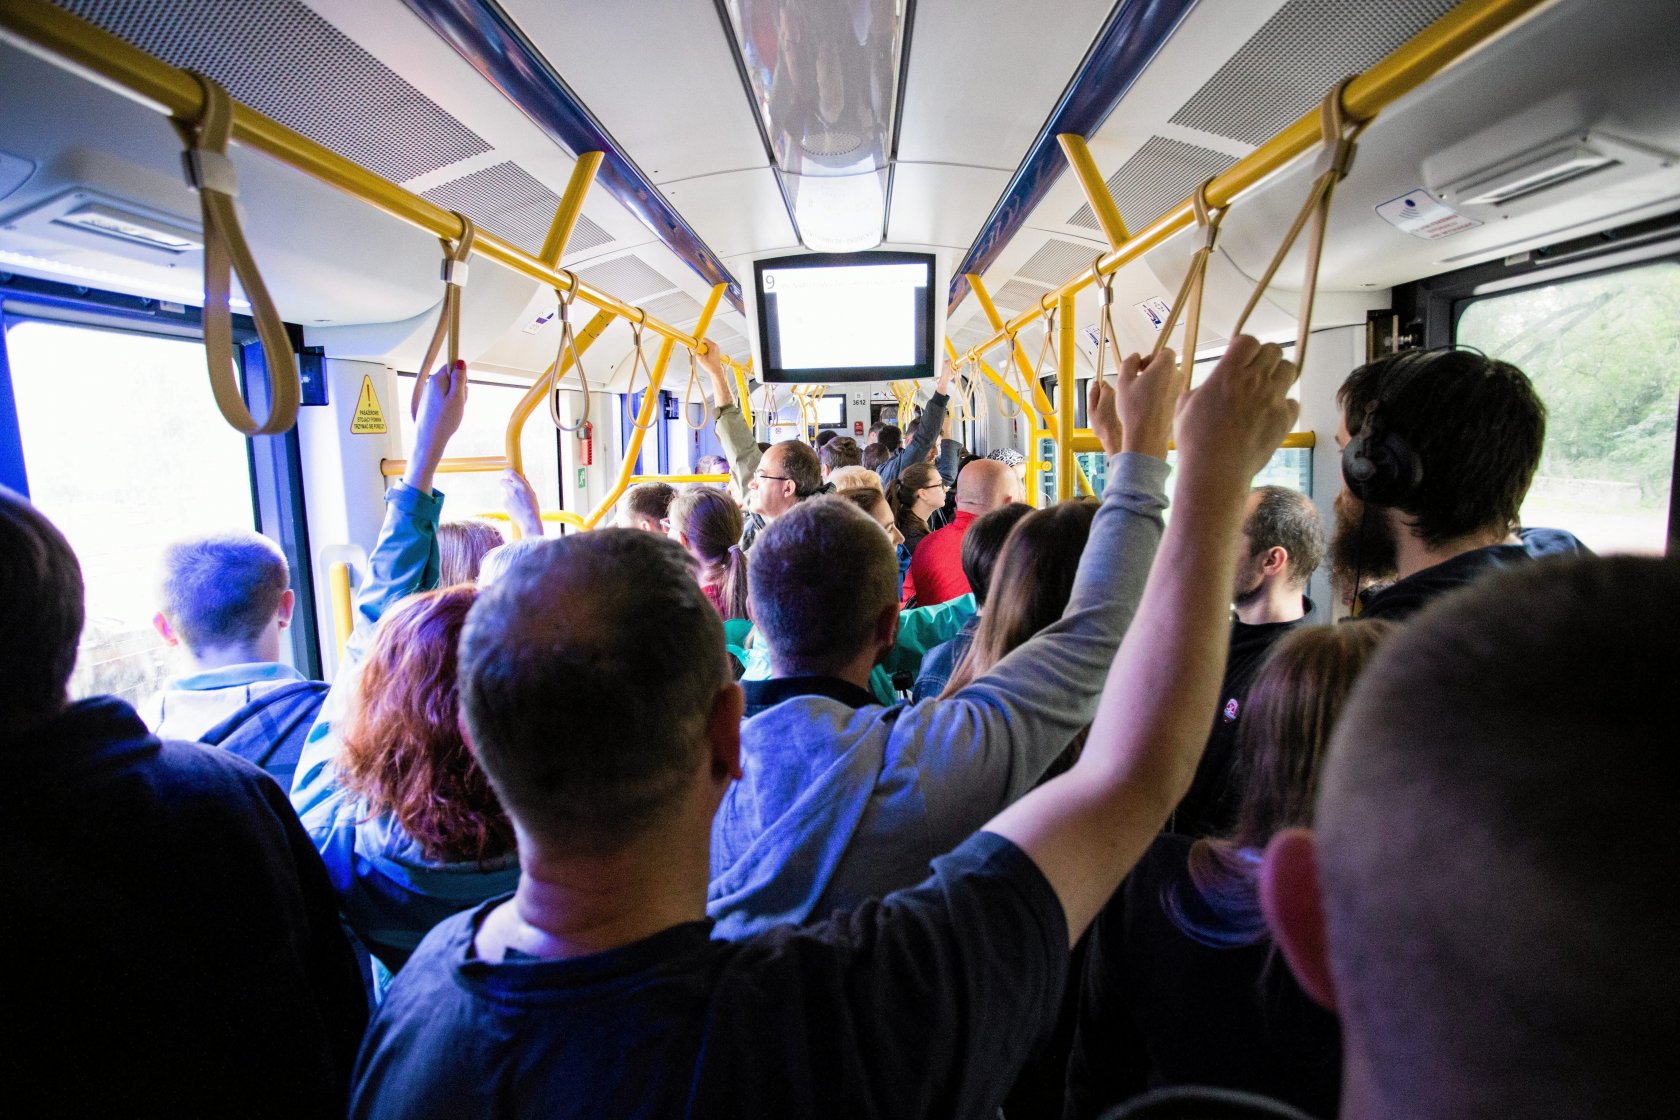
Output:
(402, 0), (745, 312)
(947, 0), (1197, 313)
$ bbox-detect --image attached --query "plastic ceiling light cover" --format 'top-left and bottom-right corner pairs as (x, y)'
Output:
(724, 0), (905, 250)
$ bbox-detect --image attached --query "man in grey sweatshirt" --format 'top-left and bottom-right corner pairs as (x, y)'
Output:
(708, 356), (1179, 939)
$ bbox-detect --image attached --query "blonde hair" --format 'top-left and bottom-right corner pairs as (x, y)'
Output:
(827, 466), (883, 493)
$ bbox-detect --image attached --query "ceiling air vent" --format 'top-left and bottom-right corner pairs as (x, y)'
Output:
(1440, 137), (1622, 208)
(1069, 137), (1237, 231)
(1171, 0), (1462, 146)
(641, 290), (706, 329)
(574, 255), (677, 303)
(423, 161), (613, 256)
(1016, 239), (1111, 286)
(990, 278), (1055, 314)
(54, 0), (490, 182)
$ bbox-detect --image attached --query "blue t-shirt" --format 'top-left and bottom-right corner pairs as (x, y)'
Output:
(350, 831), (1068, 1119)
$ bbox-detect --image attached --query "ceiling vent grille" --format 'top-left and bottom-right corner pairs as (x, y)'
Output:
(1170, 0), (1462, 145)
(991, 278), (1055, 314)
(1016, 238), (1111, 286)
(574, 255), (676, 303)
(1069, 137), (1238, 231)
(641, 290), (705, 329)
(710, 323), (750, 361)
(421, 161), (612, 257)
(54, 0), (491, 182)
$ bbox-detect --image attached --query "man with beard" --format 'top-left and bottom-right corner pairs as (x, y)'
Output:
(1329, 348), (1557, 621)
(1170, 485), (1323, 836)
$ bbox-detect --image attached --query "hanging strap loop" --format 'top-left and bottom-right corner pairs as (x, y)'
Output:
(410, 211), (478, 418)
(545, 277), (591, 433)
(680, 343), (713, 432)
(623, 318), (657, 430)
(1092, 255), (1123, 383)
(1033, 300), (1061, 387)
(1230, 78), (1365, 372)
(175, 72), (299, 436)
(1147, 179), (1228, 368)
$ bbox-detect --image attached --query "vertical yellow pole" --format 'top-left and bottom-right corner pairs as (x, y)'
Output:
(967, 273), (1055, 424)
(539, 152), (604, 267)
(328, 561), (353, 659)
(1057, 292), (1077, 502)
(730, 359), (755, 427)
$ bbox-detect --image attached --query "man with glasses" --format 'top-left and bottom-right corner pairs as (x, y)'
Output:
(740, 442), (823, 550)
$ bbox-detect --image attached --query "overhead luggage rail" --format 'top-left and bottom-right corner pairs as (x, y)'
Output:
(0, 0), (715, 355)
(948, 0), (1557, 374)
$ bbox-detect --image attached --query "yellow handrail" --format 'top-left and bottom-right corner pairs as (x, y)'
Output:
(0, 0), (714, 355)
(327, 561), (354, 658)
(379, 455), (507, 478)
(952, 0), (1556, 371)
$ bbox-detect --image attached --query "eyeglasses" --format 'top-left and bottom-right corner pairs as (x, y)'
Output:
(752, 470), (792, 484)
(920, 482), (947, 492)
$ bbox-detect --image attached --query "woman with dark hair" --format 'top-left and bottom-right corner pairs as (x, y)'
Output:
(1063, 622), (1394, 1120)
(885, 460), (945, 556)
(668, 487), (750, 621)
(437, 519), (505, 585)
(292, 364), (519, 974)
(940, 499), (1098, 698)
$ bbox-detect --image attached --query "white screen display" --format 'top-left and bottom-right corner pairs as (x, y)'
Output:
(762, 262), (928, 370)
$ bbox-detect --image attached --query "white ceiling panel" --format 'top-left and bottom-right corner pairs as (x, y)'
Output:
(499, 0), (769, 185)
(886, 163), (1013, 248)
(894, 0), (1117, 169)
(658, 168), (799, 259)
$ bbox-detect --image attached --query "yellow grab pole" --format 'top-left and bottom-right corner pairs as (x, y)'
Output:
(945, 0), (1556, 369)
(505, 308), (616, 476)
(0, 0), (711, 353)
(729, 359), (754, 427)
(582, 284), (725, 529)
(539, 152), (603, 267)
(974, 358), (1037, 422)
(967, 274), (1055, 424)
(328, 561), (354, 659)
(379, 455), (507, 478)
(1057, 292), (1077, 502)
(1058, 134), (1129, 251)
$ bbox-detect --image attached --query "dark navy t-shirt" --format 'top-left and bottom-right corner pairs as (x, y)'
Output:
(351, 831), (1068, 1120)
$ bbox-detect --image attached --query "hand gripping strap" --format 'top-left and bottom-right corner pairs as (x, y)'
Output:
(410, 212), (478, 418)
(1230, 78), (1366, 373)
(177, 72), (299, 436)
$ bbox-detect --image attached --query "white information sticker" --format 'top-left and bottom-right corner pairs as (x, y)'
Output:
(1375, 191), (1482, 240)
(1134, 296), (1173, 331)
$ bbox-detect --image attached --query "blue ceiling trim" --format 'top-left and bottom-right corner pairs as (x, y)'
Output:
(401, 0), (744, 313)
(947, 0), (1197, 314)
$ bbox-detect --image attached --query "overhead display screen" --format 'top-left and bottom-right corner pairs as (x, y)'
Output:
(754, 251), (936, 384)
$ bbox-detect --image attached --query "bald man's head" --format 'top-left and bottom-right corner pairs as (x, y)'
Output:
(955, 458), (1021, 514)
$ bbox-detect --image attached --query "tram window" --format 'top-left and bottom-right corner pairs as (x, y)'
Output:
(3, 319), (257, 705)
(1456, 262), (1679, 555)
(396, 372), (562, 520)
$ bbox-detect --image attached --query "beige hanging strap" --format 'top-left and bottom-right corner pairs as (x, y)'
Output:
(993, 332), (1027, 420)
(175, 72), (299, 437)
(545, 275), (591, 433)
(410, 211), (478, 418)
(1092, 255), (1123, 383)
(623, 318), (658, 430)
(1033, 300), (1061, 384)
(759, 378), (779, 428)
(1149, 180), (1228, 368)
(1230, 78), (1365, 371)
(680, 343), (713, 432)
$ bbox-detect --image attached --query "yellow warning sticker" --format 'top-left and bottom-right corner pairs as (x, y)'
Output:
(351, 375), (386, 435)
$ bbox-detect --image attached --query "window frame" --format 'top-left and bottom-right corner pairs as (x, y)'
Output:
(0, 272), (323, 676)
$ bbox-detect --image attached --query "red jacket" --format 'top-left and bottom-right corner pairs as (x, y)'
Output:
(902, 511), (975, 607)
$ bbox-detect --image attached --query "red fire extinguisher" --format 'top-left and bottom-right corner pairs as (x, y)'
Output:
(578, 420), (594, 466)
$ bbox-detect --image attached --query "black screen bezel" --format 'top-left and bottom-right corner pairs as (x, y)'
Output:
(752, 250), (936, 384)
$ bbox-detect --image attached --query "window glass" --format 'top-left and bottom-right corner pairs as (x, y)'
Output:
(5, 319), (256, 704)
(397, 373), (562, 525)
(1456, 262), (1679, 554)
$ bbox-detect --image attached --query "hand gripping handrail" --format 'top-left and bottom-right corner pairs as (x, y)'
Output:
(175, 72), (299, 436)
(545, 277), (591, 433)
(410, 212), (478, 418)
(1229, 79), (1366, 372)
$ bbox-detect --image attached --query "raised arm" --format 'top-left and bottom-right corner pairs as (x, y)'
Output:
(700, 340), (761, 495)
(985, 336), (1299, 944)
(879, 361), (953, 486)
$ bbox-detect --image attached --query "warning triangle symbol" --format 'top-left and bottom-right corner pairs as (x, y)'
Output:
(351, 375), (387, 435)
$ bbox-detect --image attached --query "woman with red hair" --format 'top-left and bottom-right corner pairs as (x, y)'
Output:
(291, 365), (517, 973)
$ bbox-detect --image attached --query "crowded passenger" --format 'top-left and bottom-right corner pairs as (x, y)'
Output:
(1171, 485), (1324, 837)
(438, 519), (505, 585)
(861, 441), (892, 473)
(1, 488), (366, 1116)
(708, 349), (1178, 938)
(1330, 347), (1571, 618)
(902, 456), (1023, 606)
(818, 434), (862, 479)
(742, 439), (823, 549)
(698, 341), (765, 498)
(874, 362), (953, 487)
(347, 333), (1302, 1120)
(617, 481), (676, 533)
(912, 501), (1033, 701)
(827, 464), (883, 493)
(143, 529), (327, 790)
(291, 362), (519, 972)
(1066, 622), (1391, 1119)
(1258, 554), (1675, 1120)
(696, 453), (731, 482)
(885, 459), (945, 554)
(478, 536), (546, 588)
(668, 486), (750, 621)
(837, 484), (910, 586)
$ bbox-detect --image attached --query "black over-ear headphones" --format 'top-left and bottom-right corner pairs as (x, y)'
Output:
(1341, 351), (1431, 506)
